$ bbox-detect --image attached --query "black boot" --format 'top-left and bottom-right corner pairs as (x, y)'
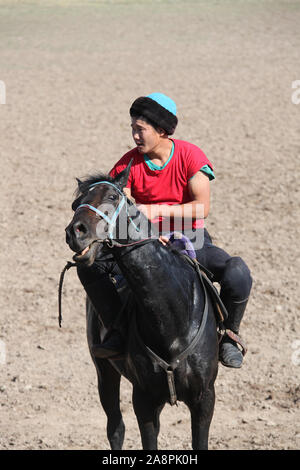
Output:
(219, 297), (249, 368)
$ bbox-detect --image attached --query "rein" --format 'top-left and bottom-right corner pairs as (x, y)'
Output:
(58, 237), (157, 328)
(58, 261), (77, 328)
(105, 237), (156, 249)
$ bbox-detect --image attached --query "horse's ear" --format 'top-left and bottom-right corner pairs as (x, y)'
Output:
(114, 158), (133, 190)
(72, 195), (82, 212)
(76, 177), (83, 189)
(71, 178), (83, 211)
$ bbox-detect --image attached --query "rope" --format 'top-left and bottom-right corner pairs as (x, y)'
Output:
(58, 261), (77, 328)
(57, 239), (155, 329)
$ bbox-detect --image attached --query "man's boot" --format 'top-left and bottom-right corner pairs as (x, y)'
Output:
(219, 297), (249, 368)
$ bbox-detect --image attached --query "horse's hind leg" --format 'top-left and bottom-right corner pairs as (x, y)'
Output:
(132, 387), (164, 450)
(188, 385), (216, 450)
(94, 357), (125, 449)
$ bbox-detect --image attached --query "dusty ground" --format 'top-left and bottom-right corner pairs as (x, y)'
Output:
(0, 0), (299, 450)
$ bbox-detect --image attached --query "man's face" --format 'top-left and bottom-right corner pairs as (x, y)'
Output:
(131, 117), (163, 155)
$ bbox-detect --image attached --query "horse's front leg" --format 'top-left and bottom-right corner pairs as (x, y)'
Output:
(93, 357), (125, 450)
(87, 298), (125, 449)
(132, 386), (164, 450)
(187, 384), (216, 450)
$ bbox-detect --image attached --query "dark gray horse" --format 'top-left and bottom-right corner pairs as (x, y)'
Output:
(65, 163), (219, 450)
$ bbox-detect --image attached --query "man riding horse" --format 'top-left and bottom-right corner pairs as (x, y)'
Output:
(76, 92), (252, 368)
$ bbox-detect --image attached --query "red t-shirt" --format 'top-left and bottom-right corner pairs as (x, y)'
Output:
(109, 139), (213, 231)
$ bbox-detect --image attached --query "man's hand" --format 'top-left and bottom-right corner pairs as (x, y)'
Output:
(159, 235), (170, 246)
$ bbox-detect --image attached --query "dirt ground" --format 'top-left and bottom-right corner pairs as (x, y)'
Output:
(0, 0), (299, 450)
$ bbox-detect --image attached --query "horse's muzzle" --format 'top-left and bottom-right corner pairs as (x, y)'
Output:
(72, 240), (100, 265)
(65, 219), (90, 251)
(65, 219), (101, 266)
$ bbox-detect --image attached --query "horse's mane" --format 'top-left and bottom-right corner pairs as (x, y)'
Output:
(75, 172), (115, 197)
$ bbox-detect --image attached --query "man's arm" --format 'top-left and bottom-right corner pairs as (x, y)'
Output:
(123, 187), (131, 198)
(138, 171), (210, 220)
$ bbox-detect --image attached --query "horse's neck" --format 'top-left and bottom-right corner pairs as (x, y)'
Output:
(125, 202), (157, 241)
(113, 241), (196, 354)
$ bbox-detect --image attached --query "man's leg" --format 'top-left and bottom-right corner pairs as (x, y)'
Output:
(217, 257), (252, 367)
(192, 229), (252, 368)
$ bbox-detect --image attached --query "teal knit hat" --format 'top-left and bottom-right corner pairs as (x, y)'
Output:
(130, 92), (178, 135)
(146, 93), (177, 116)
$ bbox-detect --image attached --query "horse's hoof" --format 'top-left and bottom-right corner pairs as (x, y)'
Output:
(219, 337), (243, 368)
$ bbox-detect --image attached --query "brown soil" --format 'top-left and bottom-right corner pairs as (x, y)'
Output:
(0, 0), (299, 450)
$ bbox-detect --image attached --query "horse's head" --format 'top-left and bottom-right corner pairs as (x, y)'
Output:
(65, 160), (153, 266)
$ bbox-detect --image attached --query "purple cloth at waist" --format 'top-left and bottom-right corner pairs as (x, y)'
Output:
(166, 232), (196, 259)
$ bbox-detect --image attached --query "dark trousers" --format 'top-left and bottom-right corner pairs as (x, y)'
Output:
(186, 228), (252, 304)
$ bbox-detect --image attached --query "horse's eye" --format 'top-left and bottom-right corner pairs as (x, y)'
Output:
(109, 194), (117, 201)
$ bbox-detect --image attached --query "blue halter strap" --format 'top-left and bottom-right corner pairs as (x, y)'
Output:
(76, 181), (139, 239)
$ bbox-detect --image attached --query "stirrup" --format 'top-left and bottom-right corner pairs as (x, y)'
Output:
(218, 329), (247, 368)
(224, 329), (247, 356)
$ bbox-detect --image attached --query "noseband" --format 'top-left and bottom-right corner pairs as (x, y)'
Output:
(75, 181), (141, 245)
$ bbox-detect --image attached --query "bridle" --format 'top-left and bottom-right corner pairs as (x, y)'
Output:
(75, 180), (155, 248)
(59, 181), (156, 327)
(76, 180), (139, 243)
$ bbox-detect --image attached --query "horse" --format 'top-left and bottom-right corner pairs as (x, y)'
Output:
(64, 161), (219, 450)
